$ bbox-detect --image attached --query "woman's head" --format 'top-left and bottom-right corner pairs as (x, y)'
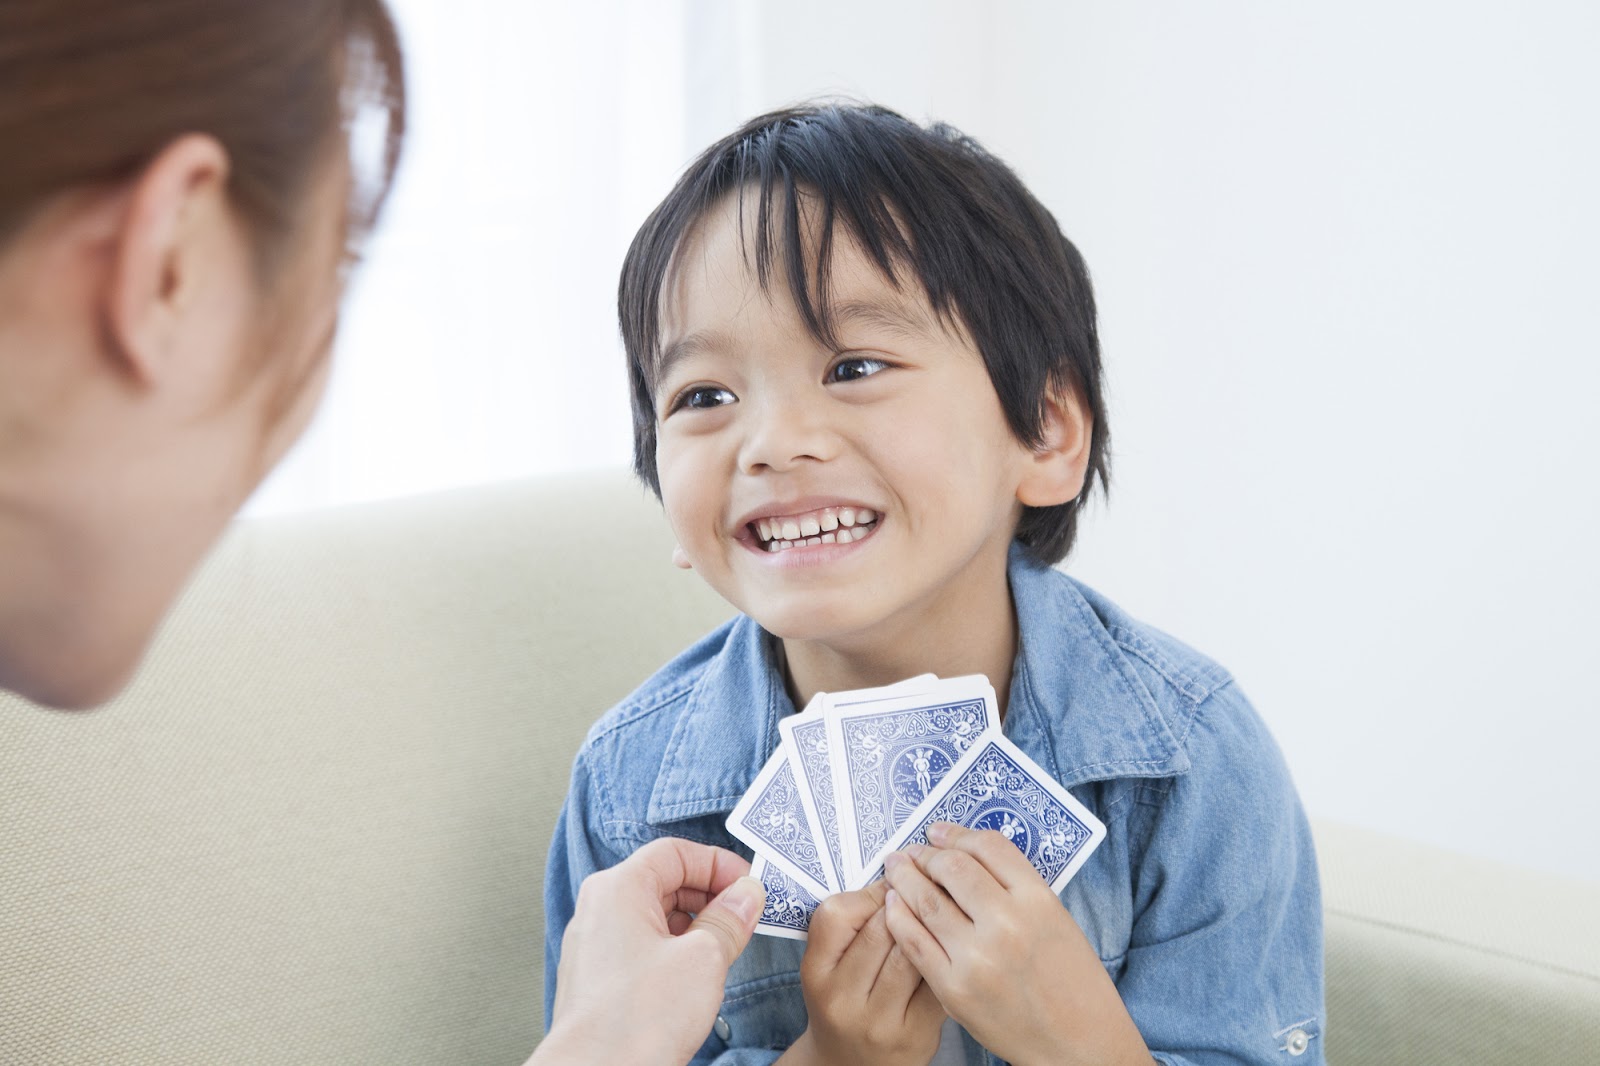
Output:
(0, 0), (406, 709)
(0, 0), (405, 269)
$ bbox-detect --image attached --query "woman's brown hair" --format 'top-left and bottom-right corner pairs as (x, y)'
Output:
(0, 0), (407, 270)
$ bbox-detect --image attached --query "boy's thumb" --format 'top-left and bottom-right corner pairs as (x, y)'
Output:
(684, 875), (765, 968)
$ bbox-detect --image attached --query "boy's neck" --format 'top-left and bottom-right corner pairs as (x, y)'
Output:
(778, 569), (1021, 721)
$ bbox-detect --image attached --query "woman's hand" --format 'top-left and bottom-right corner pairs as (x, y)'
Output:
(536, 838), (765, 1066)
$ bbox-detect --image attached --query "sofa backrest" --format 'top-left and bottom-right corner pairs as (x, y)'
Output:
(0, 471), (731, 1065)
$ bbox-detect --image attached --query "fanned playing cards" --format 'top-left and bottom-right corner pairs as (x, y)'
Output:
(725, 675), (1106, 940)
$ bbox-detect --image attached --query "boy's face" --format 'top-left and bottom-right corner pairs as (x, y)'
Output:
(653, 194), (1045, 650)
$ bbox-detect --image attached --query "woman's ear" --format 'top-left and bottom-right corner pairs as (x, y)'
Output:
(104, 134), (233, 386)
(1016, 387), (1092, 509)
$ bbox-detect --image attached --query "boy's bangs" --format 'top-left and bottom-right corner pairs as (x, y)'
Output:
(642, 108), (967, 391)
(731, 169), (938, 358)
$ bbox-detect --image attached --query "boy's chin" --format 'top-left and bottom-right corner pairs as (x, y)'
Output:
(741, 601), (876, 646)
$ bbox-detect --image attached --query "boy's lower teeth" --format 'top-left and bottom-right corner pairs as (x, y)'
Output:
(765, 522), (875, 552)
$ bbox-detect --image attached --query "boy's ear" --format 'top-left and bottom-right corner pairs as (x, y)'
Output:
(671, 544), (694, 570)
(1016, 387), (1092, 509)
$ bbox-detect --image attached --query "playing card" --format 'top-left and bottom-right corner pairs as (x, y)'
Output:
(751, 855), (822, 941)
(778, 708), (849, 894)
(825, 676), (998, 888)
(862, 731), (1107, 894)
(778, 675), (945, 899)
(751, 676), (941, 940)
(725, 746), (835, 896)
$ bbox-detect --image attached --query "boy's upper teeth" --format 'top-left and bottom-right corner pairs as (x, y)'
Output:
(752, 506), (877, 544)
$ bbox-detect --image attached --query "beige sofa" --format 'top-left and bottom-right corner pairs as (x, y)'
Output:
(2, 471), (1596, 1065)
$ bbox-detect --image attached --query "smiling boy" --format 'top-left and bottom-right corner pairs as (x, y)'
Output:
(545, 104), (1324, 1065)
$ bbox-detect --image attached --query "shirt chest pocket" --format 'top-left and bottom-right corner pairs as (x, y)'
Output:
(696, 938), (808, 1059)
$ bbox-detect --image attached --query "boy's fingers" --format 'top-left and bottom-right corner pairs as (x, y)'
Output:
(884, 887), (951, 986)
(860, 878), (891, 909)
(909, 842), (1007, 917)
(682, 875), (764, 968)
(906, 975), (947, 1030)
(870, 941), (926, 1015)
(834, 902), (897, 992)
(805, 887), (885, 969)
(927, 823), (1040, 893)
(884, 850), (974, 947)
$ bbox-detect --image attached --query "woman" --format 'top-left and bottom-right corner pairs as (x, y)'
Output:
(0, 3), (759, 1062)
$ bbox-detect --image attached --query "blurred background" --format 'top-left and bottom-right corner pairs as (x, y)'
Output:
(249, 1), (1600, 883)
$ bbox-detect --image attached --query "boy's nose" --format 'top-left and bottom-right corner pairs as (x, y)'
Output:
(737, 394), (839, 475)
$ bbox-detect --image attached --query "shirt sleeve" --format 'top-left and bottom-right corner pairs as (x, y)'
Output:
(1116, 681), (1326, 1066)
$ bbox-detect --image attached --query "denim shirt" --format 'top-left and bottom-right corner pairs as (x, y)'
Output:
(544, 549), (1325, 1065)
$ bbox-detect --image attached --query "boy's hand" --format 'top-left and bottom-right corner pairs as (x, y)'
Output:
(882, 822), (1152, 1066)
(779, 881), (945, 1066)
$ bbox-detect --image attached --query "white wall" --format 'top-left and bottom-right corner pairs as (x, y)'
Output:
(255, 1), (1599, 882)
(248, 0), (684, 512)
(732, 1), (1600, 882)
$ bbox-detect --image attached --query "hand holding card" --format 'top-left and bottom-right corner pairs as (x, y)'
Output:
(881, 822), (1151, 1065)
(727, 674), (1106, 941)
(858, 732), (1106, 892)
(784, 881), (946, 1066)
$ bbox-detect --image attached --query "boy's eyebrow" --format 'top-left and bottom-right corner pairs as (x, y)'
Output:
(655, 329), (725, 388)
(830, 297), (941, 341)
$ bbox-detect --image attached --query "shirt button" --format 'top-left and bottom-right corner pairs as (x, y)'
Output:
(1286, 1028), (1310, 1056)
(713, 1015), (731, 1041)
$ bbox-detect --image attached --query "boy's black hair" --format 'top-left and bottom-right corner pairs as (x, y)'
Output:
(619, 102), (1109, 566)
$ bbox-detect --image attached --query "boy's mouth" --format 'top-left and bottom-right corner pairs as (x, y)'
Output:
(748, 505), (880, 553)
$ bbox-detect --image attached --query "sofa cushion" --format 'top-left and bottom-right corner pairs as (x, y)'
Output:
(1318, 821), (1600, 1064)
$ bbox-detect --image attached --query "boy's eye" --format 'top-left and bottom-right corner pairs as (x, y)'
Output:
(669, 384), (737, 413)
(826, 356), (891, 383)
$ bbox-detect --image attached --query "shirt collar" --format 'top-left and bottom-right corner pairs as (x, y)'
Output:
(1002, 544), (1191, 789)
(646, 615), (791, 825)
(646, 544), (1190, 826)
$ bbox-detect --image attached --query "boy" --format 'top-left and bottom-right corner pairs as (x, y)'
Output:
(545, 103), (1324, 1065)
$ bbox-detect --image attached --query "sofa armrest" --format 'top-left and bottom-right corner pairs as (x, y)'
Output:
(1316, 820), (1600, 1065)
